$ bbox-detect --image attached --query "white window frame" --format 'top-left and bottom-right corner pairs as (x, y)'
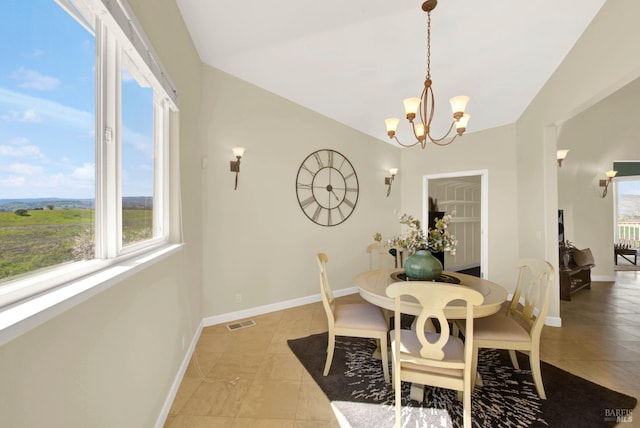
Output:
(0, 0), (180, 346)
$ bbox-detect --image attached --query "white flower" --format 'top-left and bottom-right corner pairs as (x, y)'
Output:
(387, 213), (457, 253)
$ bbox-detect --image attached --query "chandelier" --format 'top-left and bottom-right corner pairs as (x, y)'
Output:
(384, 0), (470, 148)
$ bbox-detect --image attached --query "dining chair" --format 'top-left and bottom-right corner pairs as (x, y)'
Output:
(316, 253), (390, 383)
(466, 258), (554, 399)
(386, 281), (483, 428)
(366, 242), (396, 270)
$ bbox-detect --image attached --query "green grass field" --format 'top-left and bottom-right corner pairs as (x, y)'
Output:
(0, 209), (152, 281)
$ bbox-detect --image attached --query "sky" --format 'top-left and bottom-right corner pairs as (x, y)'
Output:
(619, 180), (640, 196)
(0, 0), (154, 200)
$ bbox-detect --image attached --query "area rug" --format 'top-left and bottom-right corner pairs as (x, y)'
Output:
(288, 333), (637, 428)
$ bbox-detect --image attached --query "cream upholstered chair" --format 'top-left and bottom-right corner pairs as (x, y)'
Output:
(316, 253), (390, 383)
(468, 258), (554, 399)
(386, 281), (483, 428)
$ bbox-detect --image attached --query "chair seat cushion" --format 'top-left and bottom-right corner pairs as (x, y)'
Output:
(474, 313), (531, 342)
(390, 329), (464, 377)
(334, 303), (388, 332)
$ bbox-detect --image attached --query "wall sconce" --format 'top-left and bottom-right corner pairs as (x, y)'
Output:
(230, 147), (245, 190)
(557, 149), (569, 167)
(385, 168), (398, 197)
(599, 170), (617, 198)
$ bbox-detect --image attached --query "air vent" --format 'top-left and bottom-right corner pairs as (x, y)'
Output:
(226, 319), (256, 331)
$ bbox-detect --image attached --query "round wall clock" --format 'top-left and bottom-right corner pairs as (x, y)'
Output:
(295, 149), (359, 227)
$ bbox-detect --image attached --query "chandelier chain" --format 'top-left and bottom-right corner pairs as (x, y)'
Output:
(426, 11), (431, 80)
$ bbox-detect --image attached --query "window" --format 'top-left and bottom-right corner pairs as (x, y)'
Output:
(615, 179), (640, 249)
(0, 0), (177, 304)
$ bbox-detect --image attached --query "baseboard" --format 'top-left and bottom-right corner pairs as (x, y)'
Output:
(545, 315), (562, 327)
(154, 320), (204, 428)
(592, 274), (616, 282)
(202, 286), (358, 327)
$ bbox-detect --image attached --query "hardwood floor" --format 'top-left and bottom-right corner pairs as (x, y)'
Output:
(164, 271), (640, 427)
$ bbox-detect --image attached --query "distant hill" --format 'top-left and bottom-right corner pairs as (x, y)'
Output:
(618, 193), (640, 222)
(0, 197), (152, 212)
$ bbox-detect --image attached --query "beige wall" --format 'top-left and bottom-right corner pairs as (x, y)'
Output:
(0, 0), (205, 426)
(516, 0), (640, 318)
(200, 67), (400, 317)
(558, 77), (640, 277)
(399, 124), (519, 289)
(1, 0), (639, 426)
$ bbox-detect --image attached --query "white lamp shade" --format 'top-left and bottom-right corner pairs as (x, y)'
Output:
(413, 122), (425, 137)
(556, 149), (569, 160)
(389, 168), (398, 176)
(449, 95), (470, 114)
(385, 118), (400, 133)
(232, 147), (245, 158)
(606, 170), (618, 179)
(455, 114), (470, 129)
(403, 97), (421, 116)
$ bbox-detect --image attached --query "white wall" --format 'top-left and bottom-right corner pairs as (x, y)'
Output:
(200, 67), (401, 318)
(0, 1), (205, 426)
(557, 77), (640, 278)
(516, 0), (640, 319)
(399, 124), (520, 290)
(2, 1), (639, 426)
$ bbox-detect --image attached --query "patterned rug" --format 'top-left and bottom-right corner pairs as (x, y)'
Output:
(288, 332), (637, 428)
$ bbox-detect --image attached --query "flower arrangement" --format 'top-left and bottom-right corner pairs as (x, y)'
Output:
(559, 239), (574, 267)
(388, 213), (457, 254)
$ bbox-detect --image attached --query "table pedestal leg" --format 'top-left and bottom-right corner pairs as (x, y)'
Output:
(410, 383), (425, 402)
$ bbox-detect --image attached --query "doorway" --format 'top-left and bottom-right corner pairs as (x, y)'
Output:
(423, 170), (488, 278)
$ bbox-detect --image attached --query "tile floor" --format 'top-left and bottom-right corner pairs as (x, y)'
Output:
(164, 270), (640, 427)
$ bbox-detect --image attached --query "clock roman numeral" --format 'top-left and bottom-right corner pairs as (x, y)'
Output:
(346, 187), (357, 192)
(297, 183), (312, 190)
(327, 209), (332, 226)
(312, 205), (322, 222)
(337, 206), (345, 221)
(301, 164), (315, 176)
(343, 198), (355, 209)
(301, 196), (316, 209)
(327, 151), (334, 168)
(313, 152), (324, 169)
(343, 172), (355, 180)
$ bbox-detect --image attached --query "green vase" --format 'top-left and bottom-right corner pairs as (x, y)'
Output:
(404, 249), (443, 280)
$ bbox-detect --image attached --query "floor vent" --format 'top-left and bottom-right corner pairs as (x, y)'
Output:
(226, 319), (256, 331)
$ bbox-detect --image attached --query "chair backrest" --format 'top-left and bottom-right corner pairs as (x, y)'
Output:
(386, 281), (483, 363)
(366, 242), (395, 270)
(316, 253), (335, 324)
(507, 258), (554, 340)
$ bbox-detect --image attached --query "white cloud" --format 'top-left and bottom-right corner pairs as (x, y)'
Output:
(72, 163), (95, 181)
(1, 108), (42, 123)
(0, 176), (26, 188)
(10, 67), (61, 91)
(0, 87), (93, 131)
(9, 137), (30, 146)
(6, 163), (44, 175)
(28, 50), (45, 58)
(0, 144), (46, 160)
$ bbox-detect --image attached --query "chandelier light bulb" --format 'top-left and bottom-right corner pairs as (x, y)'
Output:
(385, 118), (400, 136)
(403, 97), (421, 119)
(450, 96), (470, 118)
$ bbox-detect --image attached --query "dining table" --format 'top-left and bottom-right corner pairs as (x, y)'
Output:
(355, 268), (508, 319)
(355, 267), (509, 400)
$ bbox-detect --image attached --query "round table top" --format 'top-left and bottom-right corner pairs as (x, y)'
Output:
(355, 268), (508, 319)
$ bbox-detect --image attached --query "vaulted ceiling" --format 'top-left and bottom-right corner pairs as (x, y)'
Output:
(176, 0), (606, 145)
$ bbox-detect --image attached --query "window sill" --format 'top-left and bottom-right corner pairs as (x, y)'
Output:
(0, 243), (183, 347)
